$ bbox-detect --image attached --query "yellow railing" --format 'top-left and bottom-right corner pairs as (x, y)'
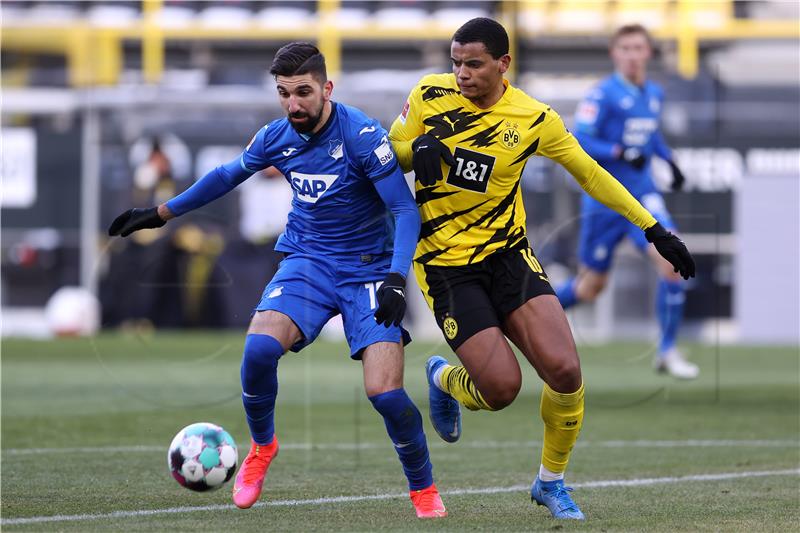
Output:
(1, 0), (797, 87)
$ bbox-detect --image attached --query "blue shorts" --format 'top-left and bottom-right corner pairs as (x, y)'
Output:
(579, 192), (676, 273)
(254, 253), (411, 359)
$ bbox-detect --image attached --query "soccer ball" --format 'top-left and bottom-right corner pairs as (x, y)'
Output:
(168, 422), (238, 491)
(45, 286), (100, 337)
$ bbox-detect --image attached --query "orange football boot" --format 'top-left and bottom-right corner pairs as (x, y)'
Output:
(409, 483), (447, 518)
(232, 436), (279, 509)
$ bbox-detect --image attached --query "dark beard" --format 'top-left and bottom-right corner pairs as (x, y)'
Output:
(288, 110), (322, 134)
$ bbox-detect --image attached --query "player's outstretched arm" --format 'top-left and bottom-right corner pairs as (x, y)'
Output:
(372, 168), (421, 326)
(537, 111), (695, 278)
(644, 222), (695, 279)
(107, 158), (252, 237)
(109, 125), (273, 238)
(108, 206), (168, 237)
(573, 129), (620, 164)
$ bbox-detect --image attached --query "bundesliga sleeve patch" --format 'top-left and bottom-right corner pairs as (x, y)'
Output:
(399, 100), (410, 124)
(374, 139), (394, 166)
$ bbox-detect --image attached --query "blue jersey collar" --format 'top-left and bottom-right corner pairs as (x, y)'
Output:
(298, 102), (337, 142)
(613, 72), (646, 96)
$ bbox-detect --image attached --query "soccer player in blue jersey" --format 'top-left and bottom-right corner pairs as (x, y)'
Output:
(108, 43), (447, 518)
(555, 24), (698, 379)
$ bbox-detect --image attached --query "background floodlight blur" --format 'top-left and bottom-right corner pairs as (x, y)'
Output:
(2, 0), (798, 344)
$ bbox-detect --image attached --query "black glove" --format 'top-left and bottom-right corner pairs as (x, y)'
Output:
(374, 272), (407, 327)
(411, 134), (456, 187)
(668, 160), (685, 191)
(618, 146), (647, 170)
(108, 207), (166, 237)
(645, 222), (696, 280)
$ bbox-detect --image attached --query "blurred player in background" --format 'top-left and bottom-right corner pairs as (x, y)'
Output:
(389, 18), (694, 520)
(109, 43), (447, 519)
(555, 24), (698, 379)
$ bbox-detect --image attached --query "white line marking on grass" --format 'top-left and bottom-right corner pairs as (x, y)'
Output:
(2, 469), (798, 526)
(4, 439), (798, 455)
(582, 439), (800, 449)
(4, 445), (163, 456)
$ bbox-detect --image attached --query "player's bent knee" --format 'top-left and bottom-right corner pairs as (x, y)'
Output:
(248, 310), (301, 350)
(481, 376), (522, 410)
(546, 360), (583, 393)
(365, 380), (403, 398)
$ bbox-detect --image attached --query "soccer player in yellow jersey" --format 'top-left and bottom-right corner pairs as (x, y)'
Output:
(389, 18), (695, 520)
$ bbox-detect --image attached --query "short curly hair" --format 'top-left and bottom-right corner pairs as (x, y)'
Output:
(452, 18), (509, 59)
(269, 42), (327, 82)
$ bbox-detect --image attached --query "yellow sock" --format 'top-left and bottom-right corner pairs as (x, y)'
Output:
(540, 382), (585, 474)
(440, 365), (495, 411)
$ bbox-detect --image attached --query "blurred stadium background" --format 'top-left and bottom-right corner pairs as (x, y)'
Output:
(2, 0), (798, 344)
(2, 1), (799, 530)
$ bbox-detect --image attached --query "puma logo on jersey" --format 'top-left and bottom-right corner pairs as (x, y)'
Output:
(282, 147), (297, 157)
(290, 171), (339, 204)
(359, 125), (376, 135)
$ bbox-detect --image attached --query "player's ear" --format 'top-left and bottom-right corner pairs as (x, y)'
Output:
(323, 80), (334, 101)
(498, 54), (511, 75)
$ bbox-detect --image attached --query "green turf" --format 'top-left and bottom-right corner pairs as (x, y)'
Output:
(2, 333), (799, 531)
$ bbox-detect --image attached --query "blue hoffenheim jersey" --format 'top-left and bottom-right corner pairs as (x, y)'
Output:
(240, 102), (400, 260)
(574, 73), (672, 201)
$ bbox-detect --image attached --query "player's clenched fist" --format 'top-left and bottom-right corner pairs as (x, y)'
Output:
(411, 134), (456, 186)
(108, 207), (166, 237)
(374, 272), (407, 327)
(645, 222), (696, 280)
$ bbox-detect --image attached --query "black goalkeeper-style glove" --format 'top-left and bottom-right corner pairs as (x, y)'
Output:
(618, 146), (647, 170)
(645, 222), (696, 280)
(108, 207), (166, 237)
(374, 272), (407, 327)
(412, 134), (456, 187)
(668, 160), (686, 191)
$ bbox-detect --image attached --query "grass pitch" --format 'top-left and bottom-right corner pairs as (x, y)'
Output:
(2, 333), (798, 531)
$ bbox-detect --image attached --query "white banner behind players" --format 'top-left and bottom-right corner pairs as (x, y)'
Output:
(652, 147), (800, 191)
(1, 128), (37, 208)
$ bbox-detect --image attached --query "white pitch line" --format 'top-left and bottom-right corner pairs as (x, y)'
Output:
(4, 445), (163, 456)
(2, 469), (798, 526)
(3, 439), (798, 455)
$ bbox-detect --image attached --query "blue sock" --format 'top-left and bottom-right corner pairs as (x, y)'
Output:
(556, 278), (579, 309)
(656, 280), (685, 354)
(240, 334), (284, 445)
(369, 388), (433, 491)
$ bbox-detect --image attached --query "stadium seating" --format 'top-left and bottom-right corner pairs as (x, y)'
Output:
(0, 1), (795, 85)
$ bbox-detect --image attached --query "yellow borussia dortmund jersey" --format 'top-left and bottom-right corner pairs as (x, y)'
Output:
(390, 73), (656, 267)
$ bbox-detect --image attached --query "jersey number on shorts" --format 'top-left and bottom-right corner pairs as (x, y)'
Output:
(446, 147), (496, 193)
(520, 248), (543, 273)
(364, 281), (384, 310)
